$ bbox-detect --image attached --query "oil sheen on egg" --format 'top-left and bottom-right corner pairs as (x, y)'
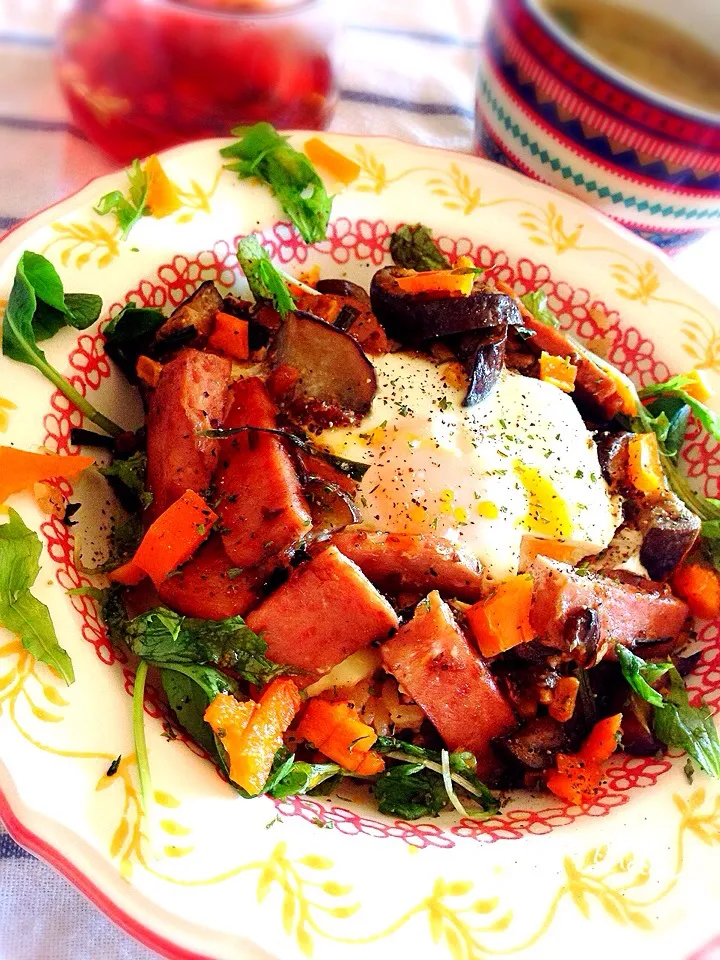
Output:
(318, 352), (622, 580)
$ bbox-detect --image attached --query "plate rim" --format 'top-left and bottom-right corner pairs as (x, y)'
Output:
(1, 130), (719, 960)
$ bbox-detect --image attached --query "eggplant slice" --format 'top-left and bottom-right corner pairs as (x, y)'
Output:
(370, 266), (520, 343)
(154, 280), (224, 348)
(448, 324), (508, 407)
(270, 310), (377, 428)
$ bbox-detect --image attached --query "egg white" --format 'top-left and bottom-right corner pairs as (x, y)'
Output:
(319, 352), (622, 580)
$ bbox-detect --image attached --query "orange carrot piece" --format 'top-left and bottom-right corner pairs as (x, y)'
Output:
(208, 312), (250, 361)
(0, 447), (94, 505)
(204, 692), (256, 786)
(548, 676), (580, 723)
(673, 562), (720, 620)
(546, 714), (622, 805)
(227, 678), (302, 795)
(296, 699), (385, 774)
(108, 561), (146, 586)
(465, 574), (536, 658)
(627, 433), (665, 495)
(304, 137), (361, 185)
(132, 489), (217, 585)
(145, 154), (181, 218)
(395, 270), (474, 297)
(135, 355), (163, 388)
(539, 352), (577, 393)
(581, 713), (622, 763)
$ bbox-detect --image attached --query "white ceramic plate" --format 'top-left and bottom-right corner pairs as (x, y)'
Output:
(1, 134), (720, 960)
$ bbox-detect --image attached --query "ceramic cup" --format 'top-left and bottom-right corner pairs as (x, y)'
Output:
(475, 0), (720, 250)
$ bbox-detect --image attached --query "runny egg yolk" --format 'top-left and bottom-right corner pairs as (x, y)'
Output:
(318, 352), (622, 580)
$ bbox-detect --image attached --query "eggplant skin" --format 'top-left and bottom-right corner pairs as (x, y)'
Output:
(636, 494), (701, 581)
(155, 280), (224, 348)
(370, 266), (520, 343)
(493, 717), (568, 771)
(270, 310), (378, 425)
(449, 325), (508, 407)
(315, 278), (371, 306)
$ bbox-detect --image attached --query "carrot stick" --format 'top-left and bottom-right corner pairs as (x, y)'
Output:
(208, 312), (250, 361)
(465, 574), (536, 658)
(145, 155), (181, 218)
(304, 138), (361, 185)
(546, 713), (622, 804)
(215, 679), (302, 795)
(296, 699), (385, 774)
(539, 352), (577, 393)
(108, 560), (146, 586)
(136, 355), (163, 388)
(673, 562), (720, 619)
(132, 489), (217, 585)
(0, 446), (94, 505)
(627, 433), (665, 495)
(395, 270), (474, 297)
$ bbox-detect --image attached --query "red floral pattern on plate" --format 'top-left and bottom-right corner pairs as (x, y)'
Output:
(38, 220), (720, 849)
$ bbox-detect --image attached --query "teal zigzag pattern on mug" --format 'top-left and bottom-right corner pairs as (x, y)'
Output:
(478, 75), (720, 222)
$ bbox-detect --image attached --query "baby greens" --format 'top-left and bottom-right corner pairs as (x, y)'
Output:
(125, 606), (288, 686)
(221, 123), (332, 243)
(103, 302), (166, 380)
(0, 509), (74, 684)
(520, 289), (560, 328)
(236, 236), (296, 317)
(616, 645), (720, 778)
(389, 223), (450, 272)
(2, 252), (122, 437)
(95, 159), (148, 240)
(374, 737), (498, 820)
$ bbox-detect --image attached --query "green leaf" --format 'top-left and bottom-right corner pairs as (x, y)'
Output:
(520, 289), (560, 328)
(615, 644), (670, 709)
(0, 509), (74, 684)
(264, 748), (341, 800)
(63, 293), (103, 329)
(221, 123), (332, 243)
(389, 224), (450, 271)
(653, 668), (720, 778)
(236, 236), (296, 318)
(125, 606), (288, 686)
(639, 375), (720, 443)
(99, 451), (153, 510)
(94, 159), (148, 240)
(160, 663), (237, 761)
(1, 253), (122, 437)
(103, 302), (166, 380)
(616, 645), (720, 778)
(132, 660), (152, 814)
(374, 737), (498, 819)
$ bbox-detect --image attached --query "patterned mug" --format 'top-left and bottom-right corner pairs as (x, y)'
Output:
(475, 0), (720, 251)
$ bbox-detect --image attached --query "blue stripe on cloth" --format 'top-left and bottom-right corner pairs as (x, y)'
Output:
(0, 116), (85, 136)
(0, 31), (53, 47)
(0, 834), (33, 860)
(346, 23), (477, 47)
(0, 216), (20, 230)
(340, 89), (474, 119)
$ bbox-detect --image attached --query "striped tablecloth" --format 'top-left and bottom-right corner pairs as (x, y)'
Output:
(0, 1), (718, 958)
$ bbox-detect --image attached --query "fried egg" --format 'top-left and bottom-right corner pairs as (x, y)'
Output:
(318, 352), (622, 580)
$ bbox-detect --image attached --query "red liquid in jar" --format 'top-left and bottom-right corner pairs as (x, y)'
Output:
(57, 0), (338, 163)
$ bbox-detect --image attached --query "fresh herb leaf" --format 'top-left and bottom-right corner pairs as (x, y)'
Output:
(103, 302), (166, 380)
(221, 123), (332, 243)
(0, 508), (74, 684)
(520, 289), (560, 328)
(389, 224), (450, 271)
(101, 585), (127, 649)
(94, 159), (148, 240)
(236, 236), (296, 317)
(653, 668), (720, 778)
(640, 375), (720, 444)
(264, 747), (341, 800)
(642, 396), (691, 458)
(160, 664), (238, 772)
(375, 762), (449, 819)
(2, 253), (122, 437)
(19, 252), (102, 331)
(375, 736), (498, 819)
(99, 451), (153, 510)
(125, 606), (288, 686)
(616, 645), (720, 778)
(615, 644), (670, 709)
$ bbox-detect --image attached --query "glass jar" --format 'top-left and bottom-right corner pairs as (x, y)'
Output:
(57, 0), (340, 164)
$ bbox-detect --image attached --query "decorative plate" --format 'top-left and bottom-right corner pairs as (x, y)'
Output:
(1, 134), (719, 960)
